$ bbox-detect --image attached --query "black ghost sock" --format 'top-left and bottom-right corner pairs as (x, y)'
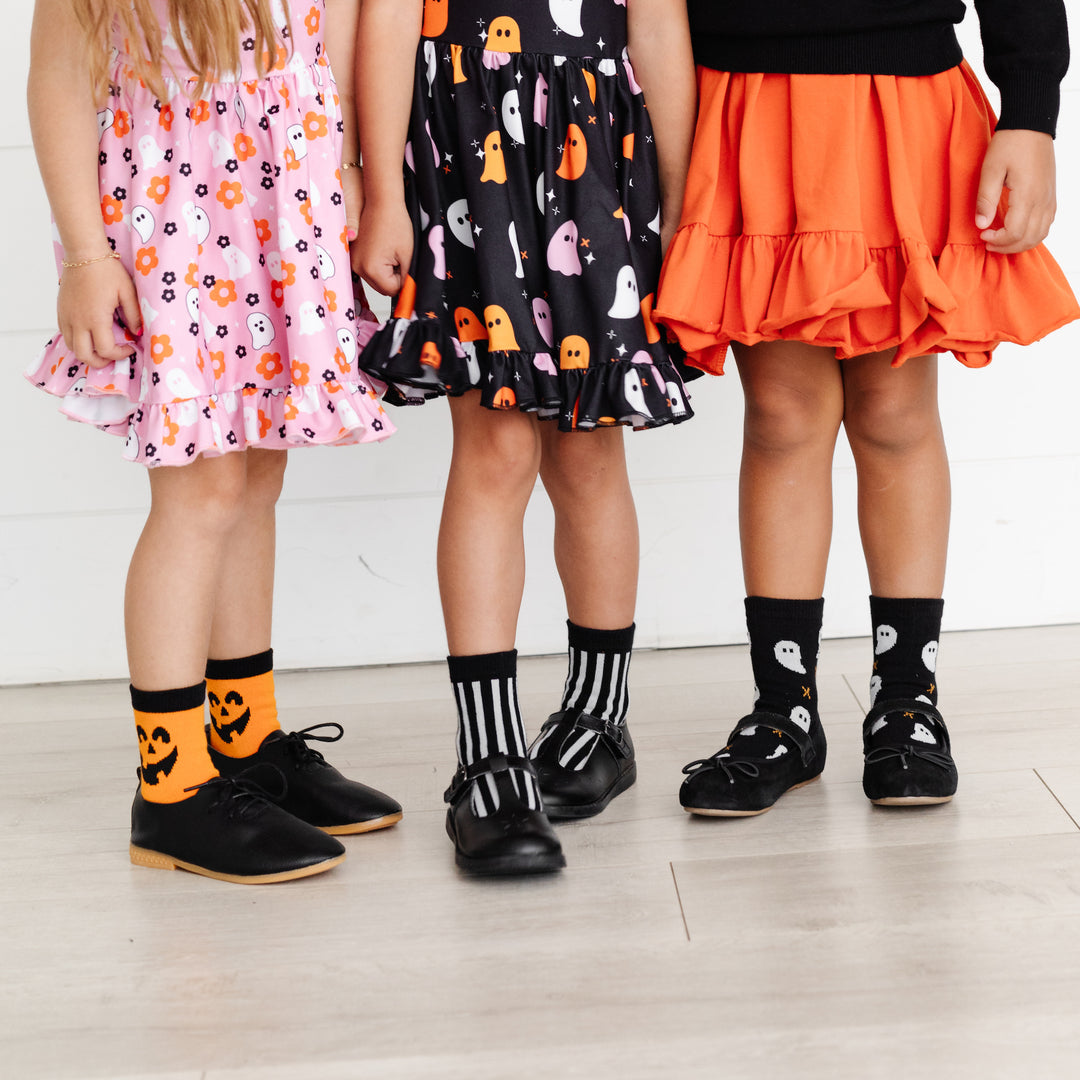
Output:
(724, 597), (823, 761)
(866, 596), (945, 749)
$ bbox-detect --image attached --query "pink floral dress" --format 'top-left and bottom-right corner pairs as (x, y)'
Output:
(26, 0), (394, 466)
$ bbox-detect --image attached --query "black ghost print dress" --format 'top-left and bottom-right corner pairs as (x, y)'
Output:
(358, 0), (694, 431)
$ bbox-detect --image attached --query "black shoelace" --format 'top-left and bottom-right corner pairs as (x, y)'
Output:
(682, 754), (761, 785)
(183, 768), (287, 820)
(864, 745), (954, 771)
(278, 722), (345, 770)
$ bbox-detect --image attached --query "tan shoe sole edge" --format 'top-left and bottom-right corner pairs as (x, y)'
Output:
(322, 811), (403, 835)
(130, 844), (345, 884)
(871, 795), (954, 806)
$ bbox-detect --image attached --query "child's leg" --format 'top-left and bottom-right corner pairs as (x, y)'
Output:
(438, 397), (562, 873)
(124, 451), (344, 880)
(841, 352), (956, 804)
(527, 426), (639, 817)
(205, 449), (285, 756)
(203, 449), (402, 832)
(680, 341), (842, 816)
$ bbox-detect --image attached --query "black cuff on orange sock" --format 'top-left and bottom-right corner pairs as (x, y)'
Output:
(130, 682), (206, 714)
(205, 649), (274, 681)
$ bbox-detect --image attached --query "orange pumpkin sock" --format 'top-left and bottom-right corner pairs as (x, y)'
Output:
(205, 649), (282, 758)
(132, 682), (217, 803)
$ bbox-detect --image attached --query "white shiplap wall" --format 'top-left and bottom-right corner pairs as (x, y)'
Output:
(2, 10), (1078, 685)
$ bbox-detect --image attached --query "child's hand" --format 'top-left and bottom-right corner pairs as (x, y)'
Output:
(341, 163), (364, 244)
(57, 258), (142, 369)
(353, 201), (415, 297)
(975, 129), (1057, 255)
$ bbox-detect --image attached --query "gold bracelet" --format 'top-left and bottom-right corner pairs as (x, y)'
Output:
(62, 251), (122, 270)
(340, 161), (363, 170)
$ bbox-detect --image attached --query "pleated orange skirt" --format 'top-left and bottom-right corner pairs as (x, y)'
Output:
(654, 63), (1079, 375)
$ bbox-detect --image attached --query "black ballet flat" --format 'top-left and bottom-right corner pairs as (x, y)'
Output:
(529, 709), (637, 820)
(444, 753), (565, 875)
(679, 711), (827, 817)
(862, 699), (957, 806)
(208, 723), (403, 834)
(129, 771), (346, 884)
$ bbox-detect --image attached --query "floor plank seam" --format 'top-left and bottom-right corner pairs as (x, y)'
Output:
(669, 862), (690, 942)
(840, 673), (865, 713)
(1034, 768), (1080, 832)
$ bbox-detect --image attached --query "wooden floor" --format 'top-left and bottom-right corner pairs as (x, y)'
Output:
(3, 625), (1080, 1079)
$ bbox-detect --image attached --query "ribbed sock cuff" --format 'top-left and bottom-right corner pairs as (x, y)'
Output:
(205, 649), (274, 681)
(447, 650), (518, 683)
(567, 620), (635, 654)
(130, 682), (206, 713)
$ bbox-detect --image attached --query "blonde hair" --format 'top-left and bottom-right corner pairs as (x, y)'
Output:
(77, 0), (292, 101)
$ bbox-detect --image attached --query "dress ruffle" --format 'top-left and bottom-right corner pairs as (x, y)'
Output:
(363, 316), (690, 429)
(654, 64), (1079, 375)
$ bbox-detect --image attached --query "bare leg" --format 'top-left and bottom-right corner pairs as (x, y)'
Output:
(841, 352), (949, 597)
(125, 453), (248, 691)
(733, 341), (846, 598)
(438, 397), (542, 655)
(207, 449), (288, 661)
(538, 424), (638, 630)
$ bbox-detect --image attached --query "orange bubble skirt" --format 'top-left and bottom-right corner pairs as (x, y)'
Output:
(654, 62), (1079, 375)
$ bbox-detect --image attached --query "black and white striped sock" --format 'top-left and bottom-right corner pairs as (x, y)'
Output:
(531, 622), (635, 771)
(448, 650), (540, 818)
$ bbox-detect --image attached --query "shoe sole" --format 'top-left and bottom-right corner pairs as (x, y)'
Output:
(543, 764), (638, 821)
(682, 773), (822, 817)
(129, 843), (345, 884)
(871, 795), (954, 806)
(453, 850), (567, 875)
(322, 811), (403, 835)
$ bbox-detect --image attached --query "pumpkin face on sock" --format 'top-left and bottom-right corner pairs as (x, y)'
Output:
(137, 724), (179, 786)
(208, 689), (251, 745)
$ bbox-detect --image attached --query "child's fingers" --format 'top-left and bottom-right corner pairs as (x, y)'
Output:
(974, 153), (1006, 232)
(92, 319), (131, 364)
(982, 189), (1053, 254)
(117, 276), (143, 337)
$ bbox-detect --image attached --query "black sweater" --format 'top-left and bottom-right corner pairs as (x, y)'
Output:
(687, 1), (1070, 135)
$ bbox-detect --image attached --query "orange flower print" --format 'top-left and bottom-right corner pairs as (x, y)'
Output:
(135, 246), (159, 276)
(159, 104), (174, 131)
(190, 100), (211, 125)
(209, 279), (237, 307)
(216, 181), (244, 210)
(101, 194), (123, 225)
(303, 111), (328, 140)
(270, 280), (285, 308)
(333, 346), (348, 374)
(185, 261), (199, 287)
(284, 395), (299, 421)
(256, 352), (285, 379)
(284, 146), (300, 172)
(262, 44), (288, 72)
(281, 85), (291, 109)
(210, 350), (226, 379)
(324, 289), (338, 313)
(291, 360), (310, 386)
(258, 409), (272, 438)
(234, 133), (257, 161)
(145, 175), (170, 205)
(280, 262), (297, 288)
(299, 199), (313, 226)
(304, 5), (321, 35)
(150, 334), (174, 364)
(112, 110), (131, 136)
(161, 410), (180, 446)
(255, 219), (272, 245)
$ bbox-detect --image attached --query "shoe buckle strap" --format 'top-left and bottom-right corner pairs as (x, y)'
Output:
(728, 711), (815, 767)
(443, 753), (537, 804)
(862, 699), (950, 753)
(571, 711), (632, 758)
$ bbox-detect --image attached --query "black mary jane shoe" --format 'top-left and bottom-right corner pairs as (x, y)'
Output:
(679, 711), (827, 817)
(528, 709), (637, 820)
(208, 723), (403, 835)
(444, 753), (565, 876)
(862, 699), (958, 806)
(129, 771), (346, 884)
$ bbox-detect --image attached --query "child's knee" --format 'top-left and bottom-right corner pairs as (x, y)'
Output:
(743, 382), (839, 454)
(845, 386), (941, 454)
(452, 410), (541, 493)
(540, 428), (627, 498)
(243, 449), (288, 509)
